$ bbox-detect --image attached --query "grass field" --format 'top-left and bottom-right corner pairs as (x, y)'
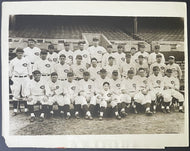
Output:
(9, 110), (184, 135)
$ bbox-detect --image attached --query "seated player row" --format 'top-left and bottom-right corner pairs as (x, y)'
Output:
(10, 64), (184, 122)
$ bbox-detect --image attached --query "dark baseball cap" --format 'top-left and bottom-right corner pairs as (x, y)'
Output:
(92, 37), (99, 41)
(51, 72), (58, 76)
(156, 54), (162, 58)
(28, 39), (36, 42)
(166, 69), (172, 73)
(16, 48), (24, 53)
(128, 70), (134, 74)
(153, 66), (160, 71)
(168, 56), (175, 59)
(155, 45), (160, 49)
(108, 56), (114, 60)
(32, 70), (41, 75)
(83, 71), (90, 76)
(59, 54), (66, 58)
(138, 42), (145, 48)
(48, 44), (54, 49)
(138, 55), (144, 58)
(107, 45), (113, 48)
(100, 69), (107, 73)
(40, 50), (48, 55)
(67, 72), (74, 77)
(117, 45), (123, 49)
(76, 55), (82, 59)
(112, 70), (118, 76)
(64, 42), (70, 46)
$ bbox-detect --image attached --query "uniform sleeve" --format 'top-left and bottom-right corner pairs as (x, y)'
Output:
(174, 78), (180, 90)
(161, 53), (165, 64)
(177, 64), (182, 79)
(9, 60), (14, 77)
(148, 53), (153, 65)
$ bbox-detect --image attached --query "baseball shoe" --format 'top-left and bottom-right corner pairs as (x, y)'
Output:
(145, 110), (153, 116)
(99, 116), (103, 121)
(161, 108), (166, 113)
(166, 108), (170, 113)
(30, 116), (35, 122)
(134, 108), (138, 114)
(121, 111), (128, 117)
(84, 115), (88, 120)
(38, 116), (44, 122)
(153, 109), (156, 114)
(179, 109), (184, 113)
(12, 112), (17, 116)
(88, 115), (93, 120)
(66, 115), (71, 120)
(75, 113), (80, 119)
(116, 115), (121, 120)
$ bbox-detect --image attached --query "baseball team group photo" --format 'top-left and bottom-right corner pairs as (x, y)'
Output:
(8, 15), (186, 135)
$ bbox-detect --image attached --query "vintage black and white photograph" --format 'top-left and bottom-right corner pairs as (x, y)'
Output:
(2, 1), (188, 148)
(8, 15), (186, 135)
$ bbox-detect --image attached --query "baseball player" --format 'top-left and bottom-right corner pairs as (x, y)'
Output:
(87, 58), (101, 81)
(150, 54), (166, 76)
(166, 56), (182, 80)
(102, 45), (116, 68)
(135, 55), (149, 77)
(75, 71), (96, 119)
(58, 42), (73, 65)
(133, 42), (149, 63)
(33, 50), (52, 82)
(134, 68), (153, 115)
(104, 56), (120, 79)
(47, 44), (58, 65)
(25, 70), (49, 122)
(23, 39), (41, 69)
(87, 37), (106, 67)
(51, 54), (72, 81)
(109, 71), (128, 117)
(162, 69), (184, 113)
(119, 53), (136, 78)
(9, 48), (32, 115)
(73, 41), (90, 68)
(97, 82), (121, 120)
(148, 66), (164, 113)
(148, 44), (165, 65)
(46, 72), (71, 119)
(130, 47), (137, 63)
(114, 45), (126, 67)
(71, 55), (87, 80)
(121, 70), (139, 114)
(62, 72), (79, 118)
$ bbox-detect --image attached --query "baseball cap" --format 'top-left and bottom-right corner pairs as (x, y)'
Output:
(156, 54), (162, 58)
(155, 45), (160, 49)
(166, 69), (172, 73)
(117, 45), (123, 49)
(138, 55), (144, 58)
(128, 70), (134, 74)
(40, 50), (48, 55)
(153, 66), (160, 71)
(112, 70), (118, 76)
(131, 47), (136, 50)
(32, 70), (41, 75)
(107, 45), (113, 48)
(64, 42), (70, 46)
(76, 55), (82, 59)
(16, 48), (24, 53)
(138, 42), (145, 48)
(67, 72), (74, 77)
(78, 41), (85, 45)
(48, 44), (54, 49)
(103, 82), (110, 86)
(51, 72), (58, 76)
(59, 54), (66, 58)
(83, 71), (90, 76)
(126, 53), (131, 58)
(108, 56), (114, 60)
(100, 69), (107, 73)
(28, 39), (36, 42)
(91, 57), (98, 62)
(92, 37), (99, 41)
(168, 56), (175, 59)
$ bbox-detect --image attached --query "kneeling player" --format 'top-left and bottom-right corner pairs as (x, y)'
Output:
(75, 71), (95, 120)
(46, 72), (71, 119)
(26, 70), (50, 122)
(97, 82), (121, 120)
(162, 69), (184, 113)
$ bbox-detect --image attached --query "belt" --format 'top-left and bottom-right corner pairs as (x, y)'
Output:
(14, 75), (27, 78)
(58, 79), (67, 81)
(42, 74), (50, 76)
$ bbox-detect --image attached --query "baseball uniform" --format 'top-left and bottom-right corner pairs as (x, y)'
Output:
(58, 50), (73, 65)
(133, 51), (149, 63)
(87, 66), (101, 81)
(104, 64), (120, 79)
(73, 49), (91, 66)
(135, 60), (149, 76)
(166, 63), (182, 79)
(150, 62), (166, 76)
(148, 52), (165, 65)
(102, 53), (117, 68)
(47, 52), (59, 65)
(71, 63), (87, 80)
(119, 61), (136, 77)
(114, 52), (126, 67)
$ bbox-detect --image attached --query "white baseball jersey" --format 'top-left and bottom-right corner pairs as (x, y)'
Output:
(150, 62), (166, 76)
(58, 50), (73, 65)
(47, 52), (59, 65)
(23, 47), (41, 63)
(62, 80), (78, 97)
(9, 57), (32, 77)
(33, 59), (52, 75)
(73, 49), (90, 65)
(109, 78), (122, 94)
(52, 63), (71, 80)
(87, 66), (101, 81)
(71, 63), (87, 79)
(114, 52), (126, 66)
(26, 79), (46, 96)
(133, 51), (149, 63)
(148, 74), (164, 90)
(104, 64), (120, 78)
(135, 61), (149, 75)
(119, 61), (136, 77)
(166, 63), (182, 79)
(78, 79), (95, 95)
(94, 76), (110, 94)
(45, 80), (63, 96)
(163, 76), (180, 90)
(101, 89), (112, 101)
(88, 45), (106, 62)
(102, 53), (117, 67)
(148, 52), (165, 65)
(137, 76), (150, 91)
(121, 77), (139, 94)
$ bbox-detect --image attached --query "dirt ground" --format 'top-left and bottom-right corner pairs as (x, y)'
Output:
(9, 110), (184, 135)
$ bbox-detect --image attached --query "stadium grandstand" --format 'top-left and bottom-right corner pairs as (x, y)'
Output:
(9, 15), (185, 89)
